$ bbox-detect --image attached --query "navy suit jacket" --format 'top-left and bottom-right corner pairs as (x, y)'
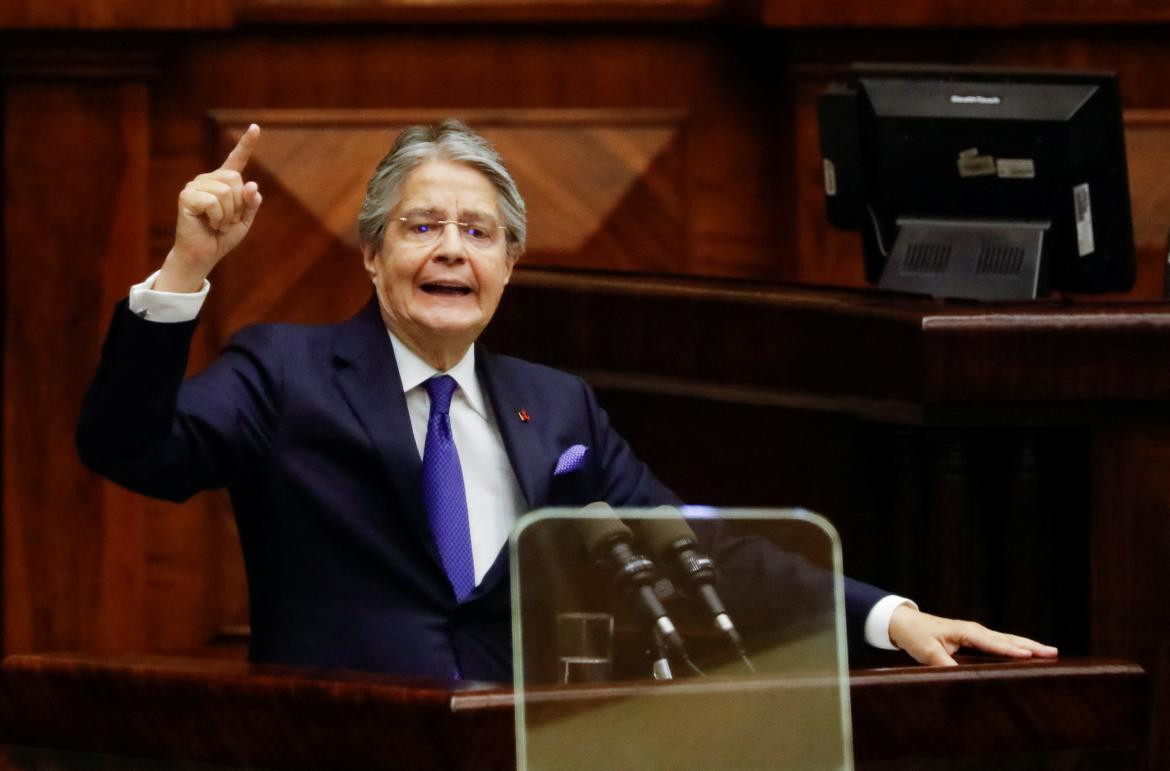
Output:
(78, 296), (886, 682)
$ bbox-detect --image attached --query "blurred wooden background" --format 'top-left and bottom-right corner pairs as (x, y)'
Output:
(4, 1), (1170, 767)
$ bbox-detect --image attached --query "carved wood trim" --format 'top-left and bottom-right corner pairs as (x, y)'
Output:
(234, 0), (729, 25)
(199, 107), (692, 337)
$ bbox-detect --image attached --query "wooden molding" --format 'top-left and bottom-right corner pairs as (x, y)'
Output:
(0, 48), (161, 80)
(234, 0), (730, 25)
(0, 0), (232, 30)
(761, 0), (1170, 28)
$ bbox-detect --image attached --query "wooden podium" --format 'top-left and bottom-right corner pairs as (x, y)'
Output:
(0, 654), (1146, 769)
(485, 269), (1170, 767)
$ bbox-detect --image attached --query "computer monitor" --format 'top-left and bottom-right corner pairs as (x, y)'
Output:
(818, 64), (1135, 300)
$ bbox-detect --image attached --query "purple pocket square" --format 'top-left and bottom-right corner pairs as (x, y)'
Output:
(553, 444), (589, 476)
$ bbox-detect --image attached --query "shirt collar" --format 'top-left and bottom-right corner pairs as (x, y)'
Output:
(386, 330), (488, 420)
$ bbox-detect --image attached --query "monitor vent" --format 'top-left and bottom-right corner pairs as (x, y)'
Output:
(902, 243), (951, 274)
(976, 246), (1025, 276)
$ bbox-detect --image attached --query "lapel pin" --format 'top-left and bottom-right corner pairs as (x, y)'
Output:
(518, 409), (530, 422)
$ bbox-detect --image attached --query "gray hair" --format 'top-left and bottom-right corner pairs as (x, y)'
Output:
(357, 119), (526, 260)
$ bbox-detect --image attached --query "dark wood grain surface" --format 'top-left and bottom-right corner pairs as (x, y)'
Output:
(0, 654), (1148, 769)
(488, 268), (1170, 422)
(4, 6), (1170, 769)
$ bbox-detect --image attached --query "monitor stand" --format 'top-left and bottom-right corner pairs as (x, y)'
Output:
(878, 218), (1051, 301)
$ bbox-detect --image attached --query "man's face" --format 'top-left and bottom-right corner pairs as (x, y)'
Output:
(363, 159), (515, 359)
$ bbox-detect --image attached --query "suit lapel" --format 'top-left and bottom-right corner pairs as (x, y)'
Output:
(331, 298), (442, 571)
(477, 345), (551, 515)
(473, 346), (553, 599)
(331, 319), (554, 603)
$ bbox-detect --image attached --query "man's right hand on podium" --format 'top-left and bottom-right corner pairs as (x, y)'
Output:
(889, 604), (1059, 667)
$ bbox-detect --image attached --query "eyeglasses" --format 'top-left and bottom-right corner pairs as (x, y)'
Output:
(396, 215), (507, 250)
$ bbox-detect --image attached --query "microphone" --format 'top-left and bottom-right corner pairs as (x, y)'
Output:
(573, 502), (691, 669)
(631, 508), (753, 669)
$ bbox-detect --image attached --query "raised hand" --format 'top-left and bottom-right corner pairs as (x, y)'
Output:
(888, 604), (1059, 667)
(156, 124), (263, 292)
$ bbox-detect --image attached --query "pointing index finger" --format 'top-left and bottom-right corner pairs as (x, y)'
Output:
(221, 123), (260, 173)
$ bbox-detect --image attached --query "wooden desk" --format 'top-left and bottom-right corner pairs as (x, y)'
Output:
(0, 654), (1146, 769)
(484, 269), (1170, 769)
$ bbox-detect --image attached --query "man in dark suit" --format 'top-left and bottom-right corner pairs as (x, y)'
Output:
(77, 120), (1056, 681)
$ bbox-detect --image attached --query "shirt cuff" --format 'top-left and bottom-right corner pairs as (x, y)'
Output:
(128, 269), (210, 322)
(864, 594), (918, 650)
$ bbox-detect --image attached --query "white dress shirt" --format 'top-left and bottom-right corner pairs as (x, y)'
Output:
(127, 270), (912, 647)
(388, 332), (526, 584)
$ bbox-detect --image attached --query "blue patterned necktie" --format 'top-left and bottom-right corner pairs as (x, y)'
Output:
(421, 375), (475, 603)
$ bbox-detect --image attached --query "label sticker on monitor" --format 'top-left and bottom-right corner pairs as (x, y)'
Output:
(957, 149), (996, 178)
(1074, 183), (1095, 257)
(823, 158), (838, 196)
(996, 158), (1036, 179)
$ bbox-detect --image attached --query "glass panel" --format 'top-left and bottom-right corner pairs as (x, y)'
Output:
(512, 507), (851, 771)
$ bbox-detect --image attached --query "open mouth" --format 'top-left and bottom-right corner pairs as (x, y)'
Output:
(420, 282), (473, 296)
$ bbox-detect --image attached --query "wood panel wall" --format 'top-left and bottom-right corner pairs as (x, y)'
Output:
(6, 0), (1170, 658)
(2, 14), (811, 660)
(4, 2), (1170, 765)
